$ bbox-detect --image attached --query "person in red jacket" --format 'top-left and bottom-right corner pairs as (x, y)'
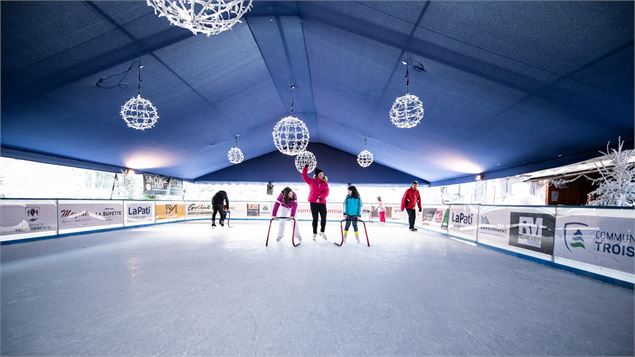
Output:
(302, 164), (329, 240)
(401, 181), (422, 231)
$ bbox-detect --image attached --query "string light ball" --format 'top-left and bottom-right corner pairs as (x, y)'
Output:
(294, 151), (317, 173)
(390, 94), (424, 129)
(120, 95), (159, 130)
(146, 0), (253, 36)
(227, 146), (244, 164)
(272, 115), (310, 156)
(357, 149), (374, 168)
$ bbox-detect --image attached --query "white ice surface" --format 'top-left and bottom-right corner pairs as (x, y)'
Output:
(2, 220), (633, 356)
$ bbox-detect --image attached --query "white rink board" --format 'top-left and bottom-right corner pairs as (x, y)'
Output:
(554, 207), (635, 276)
(58, 200), (124, 234)
(0, 200), (58, 241)
(448, 205), (479, 241)
(124, 201), (155, 226)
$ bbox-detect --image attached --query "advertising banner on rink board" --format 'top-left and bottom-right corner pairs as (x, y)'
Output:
(421, 205), (449, 233)
(448, 205), (479, 241)
(58, 200), (124, 233)
(0, 200), (58, 241)
(124, 201), (155, 226)
(508, 207), (556, 255)
(185, 202), (213, 218)
(478, 206), (511, 246)
(227, 202), (247, 218)
(555, 208), (634, 274)
(155, 202), (185, 221)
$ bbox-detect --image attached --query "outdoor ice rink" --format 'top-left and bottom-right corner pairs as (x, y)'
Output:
(2, 220), (633, 356)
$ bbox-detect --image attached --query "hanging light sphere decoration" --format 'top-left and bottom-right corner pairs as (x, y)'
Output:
(120, 95), (159, 131)
(147, 0), (253, 36)
(272, 115), (310, 156)
(227, 147), (244, 164)
(357, 149), (374, 168)
(390, 94), (424, 129)
(294, 151), (317, 173)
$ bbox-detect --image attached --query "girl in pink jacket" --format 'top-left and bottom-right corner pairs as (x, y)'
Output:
(302, 165), (329, 240)
(272, 187), (301, 241)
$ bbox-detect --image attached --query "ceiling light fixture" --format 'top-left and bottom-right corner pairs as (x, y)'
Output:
(357, 137), (374, 168)
(147, 0), (253, 36)
(227, 134), (244, 164)
(390, 60), (424, 129)
(272, 85), (310, 156)
(294, 151), (317, 173)
(120, 63), (159, 131)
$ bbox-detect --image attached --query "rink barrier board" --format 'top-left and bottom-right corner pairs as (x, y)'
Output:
(2, 216), (631, 289)
(1, 199), (633, 287)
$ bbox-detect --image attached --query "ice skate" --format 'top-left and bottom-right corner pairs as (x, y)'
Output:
(313, 233), (317, 241)
(276, 236), (283, 241)
(320, 232), (327, 240)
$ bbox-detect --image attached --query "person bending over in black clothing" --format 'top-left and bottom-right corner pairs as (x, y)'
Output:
(211, 190), (229, 227)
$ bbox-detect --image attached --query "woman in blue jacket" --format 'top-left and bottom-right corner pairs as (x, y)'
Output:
(343, 185), (362, 242)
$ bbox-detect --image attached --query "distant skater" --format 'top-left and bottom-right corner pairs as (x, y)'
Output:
(302, 164), (329, 240)
(271, 187), (302, 241)
(211, 190), (229, 227)
(376, 196), (386, 223)
(401, 181), (422, 231)
(343, 186), (363, 242)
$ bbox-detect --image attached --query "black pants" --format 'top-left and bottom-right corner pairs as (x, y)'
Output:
(212, 204), (226, 225)
(344, 216), (359, 232)
(407, 209), (416, 229)
(310, 202), (327, 234)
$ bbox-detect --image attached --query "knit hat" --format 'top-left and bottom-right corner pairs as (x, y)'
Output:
(315, 168), (323, 176)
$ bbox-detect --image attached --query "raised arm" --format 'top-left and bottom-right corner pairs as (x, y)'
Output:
(301, 165), (311, 185)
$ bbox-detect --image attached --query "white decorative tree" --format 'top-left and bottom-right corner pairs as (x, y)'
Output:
(588, 137), (635, 207)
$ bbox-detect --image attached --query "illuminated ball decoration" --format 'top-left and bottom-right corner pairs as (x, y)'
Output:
(294, 151), (317, 173)
(272, 115), (310, 156)
(389, 94), (424, 129)
(120, 95), (159, 130)
(146, 0), (253, 36)
(357, 149), (374, 168)
(227, 146), (244, 164)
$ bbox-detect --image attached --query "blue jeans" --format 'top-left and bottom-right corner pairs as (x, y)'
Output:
(344, 216), (359, 232)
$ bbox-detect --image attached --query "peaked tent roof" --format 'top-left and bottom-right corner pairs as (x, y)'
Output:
(1, 1), (633, 184)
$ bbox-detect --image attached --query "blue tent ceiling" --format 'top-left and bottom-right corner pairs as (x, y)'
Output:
(1, 1), (633, 184)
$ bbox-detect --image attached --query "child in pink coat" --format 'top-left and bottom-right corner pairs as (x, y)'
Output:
(271, 187), (301, 241)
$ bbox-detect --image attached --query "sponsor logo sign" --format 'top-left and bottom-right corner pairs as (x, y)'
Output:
(124, 201), (154, 225)
(448, 205), (478, 241)
(0, 200), (58, 239)
(58, 201), (124, 232)
(441, 209), (450, 228)
(185, 202), (213, 217)
(143, 174), (184, 195)
(477, 206), (511, 246)
(509, 212), (555, 254)
(421, 208), (437, 225)
(555, 209), (634, 274)
(247, 203), (260, 217)
(155, 202), (185, 221)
